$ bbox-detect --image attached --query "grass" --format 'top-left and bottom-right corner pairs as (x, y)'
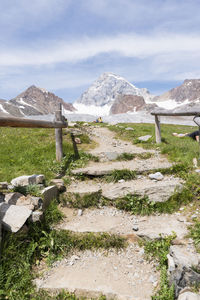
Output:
(108, 123), (199, 168)
(143, 233), (176, 300)
(0, 198), (126, 300)
(65, 191), (102, 208)
(104, 169), (137, 182)
(116, 152), (153, 161)
(0, 127), (74, 182)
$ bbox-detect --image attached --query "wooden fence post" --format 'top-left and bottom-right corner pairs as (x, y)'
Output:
(155, 115), (161, 143)
(55, 104), (63, 161)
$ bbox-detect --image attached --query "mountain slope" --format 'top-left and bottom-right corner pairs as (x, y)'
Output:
(0, 86), (75, 117)
(154, 79), (200, 103)
(75, 72), (153, 108)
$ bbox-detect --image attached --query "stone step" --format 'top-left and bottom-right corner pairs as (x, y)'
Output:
(36, 244), (159, 300)
(71, 156), (172, 176)
(67, 176), (183, 203)
(58, 207), (188, 240)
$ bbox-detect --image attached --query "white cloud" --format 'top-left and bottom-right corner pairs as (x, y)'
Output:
(1, 33), (200, 67)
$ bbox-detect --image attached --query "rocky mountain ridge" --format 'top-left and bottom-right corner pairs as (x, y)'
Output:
(75, 72), (153, 107)
(0, 86), (75, 118)
(154, 79), (200, 103)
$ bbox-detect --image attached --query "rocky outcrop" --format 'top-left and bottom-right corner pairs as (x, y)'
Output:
(154, 79), (200, 103)
(110, 94), (145, 114)
(0, 86), (75, 117)
(75, 72), (153, 107)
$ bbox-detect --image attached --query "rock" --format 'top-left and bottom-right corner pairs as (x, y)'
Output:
(5, 192), (24, 204)
(0, 202), (32, 232)
(50, 179), (66, 193)
(125, 127), (134, 131)
(118, 179), (125, 183)
(0, 182), (8, 189)
(167, 254), (176, 272)
(132, 226), (139, 232)
(169, 244), (200, 296)
(178, 292), (200, 300)
(138, 135), (152, 142)
(104, 152), (119, 161)
(77, 209), (83, 216)
(41, 185), (58, 210)
(110, 95), (145, 114)
(5, 193), (42, 210)
(11, 174), (45, 186)
(0, 192), (5, 203)
(74, 137), (81, 144)
(170, 245), (200, 269)
(149, 172), (164, 181)
(30, 211), (43, 222)
(193, 158), (198, 168)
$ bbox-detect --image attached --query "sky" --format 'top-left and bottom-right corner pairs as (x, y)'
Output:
(1, 0), (200, 102)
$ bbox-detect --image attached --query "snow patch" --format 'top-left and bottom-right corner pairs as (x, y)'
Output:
(74, 103), (111, 116)
(153, 99), (191, 109)
(0, 104), (9, 114)
(16, 98), (35, 108)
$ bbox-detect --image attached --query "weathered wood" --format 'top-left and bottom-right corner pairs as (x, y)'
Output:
(0, 116), (67, 128)
(151, 111), (200, 116)
(71, 132), (80, 159)
(155, 115), (161, 143)
(55, 104), (63, 161)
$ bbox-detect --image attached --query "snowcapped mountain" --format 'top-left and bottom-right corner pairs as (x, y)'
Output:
(153, 79), (200, 108)
(0, 86), (75, 117)
(74, 72), (153, 115)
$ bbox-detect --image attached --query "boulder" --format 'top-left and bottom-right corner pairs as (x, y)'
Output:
(178, 291), (200, 300)
(11, 174), (45, 186)
(30, 211), (43, 222)
(50, 179), (66, 193)
(41, 185), (58, 210)
(0, 202), (32, 232)
(168, 244), (200, 297)
(5, 193), (42, 210)
(138, 135), (152, 142)
(5, 192), (24, 204)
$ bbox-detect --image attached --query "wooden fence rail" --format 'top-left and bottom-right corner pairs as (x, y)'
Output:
(151, 110), (200, 143)
(0, 103), (67, 161)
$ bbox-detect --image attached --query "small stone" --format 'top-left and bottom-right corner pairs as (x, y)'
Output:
(118, 179), (125, 183)
(0, 182), (8, 189)
(125, 127), (134, 131)
(177, 217), (185, 222)
(149, 172), (164, 181)
(77, 209), (83, 216)
(138, 135), (152, 142)
(191, 214), (197, 219)
(132, 226), (139, 231)
(149, 275), (157, 283)
(75, 137), (81, 144)
(30, 211), (43, 222)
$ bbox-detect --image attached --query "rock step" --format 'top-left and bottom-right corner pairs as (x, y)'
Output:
(67, 176), (183, 203)
(58, 207), (188, 240)
(71, 156), (172, 176)
(36, 244), (159, 300)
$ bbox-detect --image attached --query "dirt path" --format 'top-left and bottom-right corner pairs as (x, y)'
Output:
(37, 125), (192, 299)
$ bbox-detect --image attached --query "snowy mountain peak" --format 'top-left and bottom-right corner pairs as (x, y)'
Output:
(75, 72), (153, 107)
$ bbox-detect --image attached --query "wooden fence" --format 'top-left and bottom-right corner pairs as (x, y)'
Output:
(151, 110), (200, 143)
(0, 103), (67, 161)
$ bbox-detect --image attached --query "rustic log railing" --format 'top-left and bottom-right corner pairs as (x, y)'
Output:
(0, 103), (67, 161)
(151, 110), (200, 143)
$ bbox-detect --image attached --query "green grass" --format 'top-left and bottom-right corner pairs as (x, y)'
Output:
(143, 233), (176, 300)
(104, 169), (137, 182)
(0, 127), (74, 182)
(108, 123), (199, 168)
(65, 191), (102, 208)
(0, 198), (125, 300)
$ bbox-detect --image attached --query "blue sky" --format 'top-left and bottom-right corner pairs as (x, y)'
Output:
(1, 0), (200, 102)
